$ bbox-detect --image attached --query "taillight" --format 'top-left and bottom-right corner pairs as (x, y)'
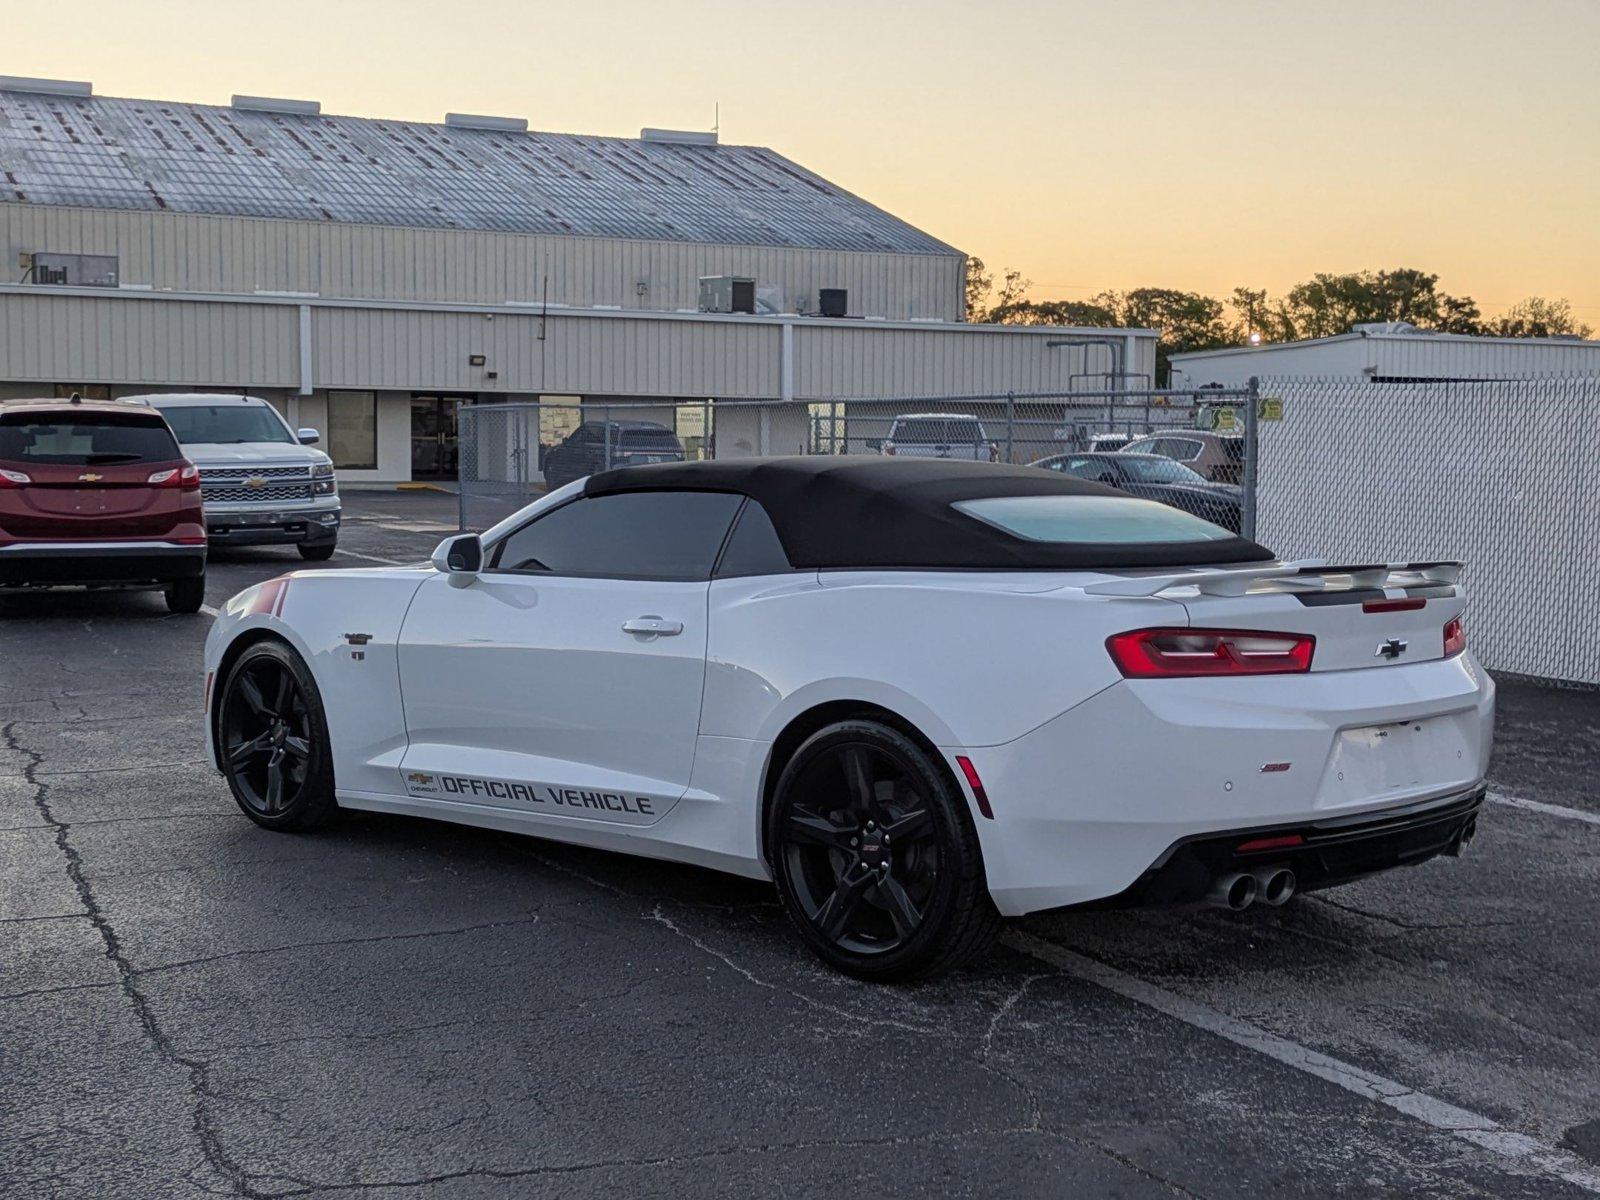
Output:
(148, 462), (201, 491)
(0, 468), (30, 488)
(1106, 627), (1315, 678)
(1443, 616), (1466, 658)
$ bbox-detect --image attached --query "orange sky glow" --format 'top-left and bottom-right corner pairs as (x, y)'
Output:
(5, 0), (1596, 319)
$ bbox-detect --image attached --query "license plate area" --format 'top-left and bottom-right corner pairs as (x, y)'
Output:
(1319, 715), (1473, 807)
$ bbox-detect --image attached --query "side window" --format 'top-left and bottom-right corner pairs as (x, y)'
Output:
(1170, 439), (1203, 461)
(490, 490), (742, 580)
(714, 500), (794, 577)
(1056, 457), (1104, 480)
(1129, 438), (1163, 457)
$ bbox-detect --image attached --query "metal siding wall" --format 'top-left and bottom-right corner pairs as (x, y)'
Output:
(0, 293), (297, 385)
(0, 203), (962, 319)
(1171, 341), (1369, 388)
(792, 326), (1145, 398)
(1373, 337), (1600, 378)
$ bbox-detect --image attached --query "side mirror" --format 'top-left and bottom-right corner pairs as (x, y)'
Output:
(297, 428), (321, 445)
(432, 534), (483, 587)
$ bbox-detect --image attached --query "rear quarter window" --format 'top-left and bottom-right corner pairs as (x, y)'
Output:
(0, 413), (181, 465)
(953, 495), (1236, 545)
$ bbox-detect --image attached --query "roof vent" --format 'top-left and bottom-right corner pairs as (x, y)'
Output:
(0, 75), (93, 98)
(641, 128), (717, 146)
(445, 112), (529, 132)
(232, 95), (322, 116)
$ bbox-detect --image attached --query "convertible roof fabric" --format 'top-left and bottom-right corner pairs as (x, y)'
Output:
(583, 457), (1274, 570)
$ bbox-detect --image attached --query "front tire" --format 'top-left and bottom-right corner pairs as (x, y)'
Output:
(165, 575), (206, 613)
(298, 541), (336, 562)
(218, 640), (338, 831)
(767, 720), (1001, 982)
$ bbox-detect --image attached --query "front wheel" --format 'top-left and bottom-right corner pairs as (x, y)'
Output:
(767, 720), (1001, 982)
(298, 541), (336, 562)
(218, 640), (338, 831)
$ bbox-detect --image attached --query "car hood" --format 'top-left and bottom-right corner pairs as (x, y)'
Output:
(181, 442), (332, 468)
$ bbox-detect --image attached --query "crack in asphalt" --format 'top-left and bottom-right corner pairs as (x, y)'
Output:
(643, 902), (937, 1036)
(3, 718), (255, 1197)
(1310, 894), (1529, 933)
(132, 914), (545, 978)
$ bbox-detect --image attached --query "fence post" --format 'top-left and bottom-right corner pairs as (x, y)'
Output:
(1005, 392), (1015, 464)
(1243, 376), (1260, 541)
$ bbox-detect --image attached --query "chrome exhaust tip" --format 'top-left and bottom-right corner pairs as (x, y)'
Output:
(1209, 871), (1258, 912)
(1255, 867), (1296, 907)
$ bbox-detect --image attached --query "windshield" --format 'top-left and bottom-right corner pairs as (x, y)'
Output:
(1116, 456), (1208, 484)
(954, 495), (1236, 544)
(0, 413), (180, 466)
(157, 403), (295, 446)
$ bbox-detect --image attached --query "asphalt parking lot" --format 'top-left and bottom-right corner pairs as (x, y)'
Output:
(3, 490), (1597, 1199)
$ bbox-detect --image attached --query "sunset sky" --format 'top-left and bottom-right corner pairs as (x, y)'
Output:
(5, 0), (1596, 318)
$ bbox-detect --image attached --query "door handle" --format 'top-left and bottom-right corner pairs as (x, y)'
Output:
(622, 616), (683, 637)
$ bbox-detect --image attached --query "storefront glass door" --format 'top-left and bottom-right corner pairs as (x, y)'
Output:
(410, 396), (471, 480)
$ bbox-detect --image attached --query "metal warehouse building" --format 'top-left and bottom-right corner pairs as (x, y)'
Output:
(1170, 322), (1600, 388)
(0, 75), (1156, 483)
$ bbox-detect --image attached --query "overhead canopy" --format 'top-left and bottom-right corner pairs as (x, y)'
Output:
(583, 457), (1273, 570)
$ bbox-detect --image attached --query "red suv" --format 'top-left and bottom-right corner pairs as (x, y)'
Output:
(0, 398), (208, 612)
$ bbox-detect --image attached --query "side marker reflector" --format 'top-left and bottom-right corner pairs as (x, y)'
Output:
(954, 755), (993, 820)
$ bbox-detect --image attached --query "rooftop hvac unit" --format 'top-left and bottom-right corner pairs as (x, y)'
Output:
(699, 275), (757, 315)
(819, 288), (848, 318)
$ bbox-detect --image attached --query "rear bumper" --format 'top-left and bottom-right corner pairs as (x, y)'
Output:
(205, 503), (340, 546)
(0, 540), (206, 585)
(1060, 786), (1485, 912)
(959, 653), (1495, 916)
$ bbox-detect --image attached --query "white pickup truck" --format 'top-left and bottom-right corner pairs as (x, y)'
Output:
(880, 413), (999, 461)
(132, 394), (341, 560)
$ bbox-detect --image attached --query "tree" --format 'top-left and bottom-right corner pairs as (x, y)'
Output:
(985, 298), (1119, 327)
(1268, 269), (1482, 340)
(964, 256), (992, 322)
(1483, 297), (1593, 339)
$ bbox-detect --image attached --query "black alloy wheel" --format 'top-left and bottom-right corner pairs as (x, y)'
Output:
(219, 641), (337, 830)
(769, 721), (1001, 981)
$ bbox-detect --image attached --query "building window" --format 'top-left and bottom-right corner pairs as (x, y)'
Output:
(327, 390), (377, 470)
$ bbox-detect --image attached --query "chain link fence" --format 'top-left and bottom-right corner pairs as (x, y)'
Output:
(1256, 375), (1600, 686)
(457, 375), (1599, 683)
(458, 388), (1255, 533)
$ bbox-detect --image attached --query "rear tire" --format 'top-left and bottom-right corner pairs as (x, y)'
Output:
(298, 541), (336, 562)
(164, 575), (206, 614)
(767, 720), (1002, 982)
(218, 640), (338, 831)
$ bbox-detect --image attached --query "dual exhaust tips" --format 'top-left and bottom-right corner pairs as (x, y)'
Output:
(1209, 866), (1296, 912)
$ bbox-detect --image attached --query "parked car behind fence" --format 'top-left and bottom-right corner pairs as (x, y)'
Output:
(1030, 451), (1243, 532)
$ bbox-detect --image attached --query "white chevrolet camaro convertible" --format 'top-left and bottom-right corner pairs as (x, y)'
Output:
(204, 458), (1493, 980)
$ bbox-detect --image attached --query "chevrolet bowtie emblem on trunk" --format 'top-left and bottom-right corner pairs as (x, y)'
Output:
(1376, 638), (1408, 660)
(78, 472), (103, 482)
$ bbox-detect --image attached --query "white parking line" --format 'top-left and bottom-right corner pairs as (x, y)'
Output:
(1004, 930), (1600, 1195)
(199, 604), (220, 618)
(1488, 789), (1600, 829)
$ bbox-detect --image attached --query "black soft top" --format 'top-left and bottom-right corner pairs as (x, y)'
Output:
(583, 457), (1272, 570)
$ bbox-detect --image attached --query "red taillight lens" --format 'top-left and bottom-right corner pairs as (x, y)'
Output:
(1106, 627), (1315, 678)
(0, 468), (30, 488)
(1443, 616), (1466, 658)
(148, 462), (201, 490)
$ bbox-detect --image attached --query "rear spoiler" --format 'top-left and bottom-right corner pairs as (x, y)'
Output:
(1082, 559), (1464, 598)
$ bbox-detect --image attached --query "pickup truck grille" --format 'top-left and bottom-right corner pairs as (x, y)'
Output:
(198, 465), (317, 506)
(204, 483), (314, 504)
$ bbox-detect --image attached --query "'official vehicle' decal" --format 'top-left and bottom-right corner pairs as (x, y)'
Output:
(399, 769), (672, 825)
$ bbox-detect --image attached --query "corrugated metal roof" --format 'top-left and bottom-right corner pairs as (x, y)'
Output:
(0, 89), (960, 256)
